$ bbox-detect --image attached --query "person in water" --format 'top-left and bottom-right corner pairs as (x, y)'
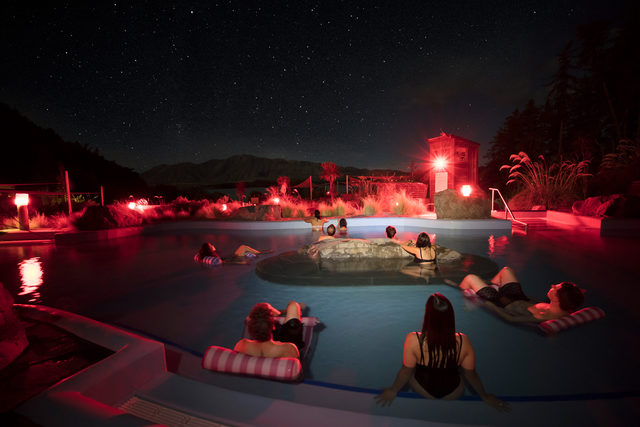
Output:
(317, 224), (337, 241)
(196, 242), (263, 265)
(375, 293), (508, 411)
(304, 209), (328, 231)
(386, 226), (414, 246)
(338, 218), (348, 235)
(234, 301), (305, 358)
(451, 266), (585, 323)
(400, 232), (436, 264)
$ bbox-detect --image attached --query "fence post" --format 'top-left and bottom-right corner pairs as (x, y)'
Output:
(65, 170), (72, 215)
(100, 186), (104, 206)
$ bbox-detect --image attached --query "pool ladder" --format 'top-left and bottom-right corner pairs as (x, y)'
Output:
(489, 188), (528, 234)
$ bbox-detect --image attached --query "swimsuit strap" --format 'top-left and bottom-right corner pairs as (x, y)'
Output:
(415, 332), (426, 364)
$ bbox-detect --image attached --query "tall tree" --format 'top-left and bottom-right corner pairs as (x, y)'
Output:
(320, 162), (340, 199)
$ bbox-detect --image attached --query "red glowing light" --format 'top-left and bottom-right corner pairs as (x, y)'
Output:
(273, 197), (280, 204)
(461, 185), (472, 197)
(128, 202), (136, 210)
(433, 157), (447, 170)
(18, 257), (43, 303)
(222, 203), (228, 211)
(15, 193), (29, 207)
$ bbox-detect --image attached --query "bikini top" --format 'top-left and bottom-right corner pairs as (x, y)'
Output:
(414, 247), (436, 264)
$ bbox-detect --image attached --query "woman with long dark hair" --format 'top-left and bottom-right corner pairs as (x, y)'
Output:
(401, 232), (436, 264)
(376, 293), (508, 411)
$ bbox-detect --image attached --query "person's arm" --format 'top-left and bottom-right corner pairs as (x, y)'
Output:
(484, 302), (538, 323)
(401, 244), (418, 256)
(375, 365), (415, 406)
(375, 333), (417, 406)
(459, 335), (510, 412)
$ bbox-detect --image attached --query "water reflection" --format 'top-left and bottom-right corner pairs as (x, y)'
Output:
(18, 257), (44, 302)
(487, 234), (510, 257)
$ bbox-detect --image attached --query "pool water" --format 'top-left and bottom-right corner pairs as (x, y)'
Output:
(1, 223), (638, 401)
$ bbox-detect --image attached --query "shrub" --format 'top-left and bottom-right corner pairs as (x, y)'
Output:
(501, 152), (590, 209)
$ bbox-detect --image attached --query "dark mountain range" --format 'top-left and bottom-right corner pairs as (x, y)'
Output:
(141, 155), (408, 188)
(0, 103), (147, 201)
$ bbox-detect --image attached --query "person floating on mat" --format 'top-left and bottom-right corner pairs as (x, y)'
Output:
(375, 293), (508, 411)
(304, 209), (328, 231)
(317, 224), (337, 241)
(196, 242), (264, 265)
(450, 266), (585, 323)
(234, 301), (305, 359)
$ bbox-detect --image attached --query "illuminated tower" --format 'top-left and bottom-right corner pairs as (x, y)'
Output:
(427, 132), (479, 197)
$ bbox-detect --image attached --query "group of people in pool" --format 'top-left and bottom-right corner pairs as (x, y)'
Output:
(202, 216), (586, 411)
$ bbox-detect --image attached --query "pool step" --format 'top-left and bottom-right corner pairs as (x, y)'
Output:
(119, 396), (227, 427)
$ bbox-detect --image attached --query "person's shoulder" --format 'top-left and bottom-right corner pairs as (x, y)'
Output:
(275, 341), (299, 358)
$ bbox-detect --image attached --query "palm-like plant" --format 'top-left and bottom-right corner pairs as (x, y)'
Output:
(500, 152), (590, 208)
(320, 162), (340, 199)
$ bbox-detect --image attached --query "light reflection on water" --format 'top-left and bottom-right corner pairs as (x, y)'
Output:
(18, 257), (44, 302)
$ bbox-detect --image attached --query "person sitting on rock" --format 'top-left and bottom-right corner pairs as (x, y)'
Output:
(318, 224), (337, 241)
(234, 301), (306, 358)
(386, 226), (414, 246)
(449, 266), (585, 323)
(401, 232), (436, 264)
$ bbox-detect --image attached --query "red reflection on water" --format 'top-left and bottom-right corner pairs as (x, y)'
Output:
(18, 257), (44, 303)
(488, 235), (510, 257)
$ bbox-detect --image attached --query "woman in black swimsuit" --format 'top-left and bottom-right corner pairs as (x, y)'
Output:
(375, 293), (508, 411)
(401, 232), (437, 263)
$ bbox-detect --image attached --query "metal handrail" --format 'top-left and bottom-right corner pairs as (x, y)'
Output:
(489, 188), (528, 233)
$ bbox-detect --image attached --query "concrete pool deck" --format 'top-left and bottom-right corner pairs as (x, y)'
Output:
(11, 305), (640, 427)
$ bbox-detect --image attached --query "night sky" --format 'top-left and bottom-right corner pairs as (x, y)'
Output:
(1, 1), (626, 172)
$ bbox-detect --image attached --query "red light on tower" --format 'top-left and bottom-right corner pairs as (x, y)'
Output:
(461, 185), (472, 197)
(15, 193), (29, 207)
(15, 193), (30, 230)
(433, 157), (447, 171)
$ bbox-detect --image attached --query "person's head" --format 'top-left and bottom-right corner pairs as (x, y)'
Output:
(247, 303), (276, 342)
(422, 293), (457, 366)
(549, 282), (585, 312)
(198, 242), (216, 257)
(326, 224), (336, 236)
(385, 226), (397, 238)
(416, 232), (431, 248)
(314, 209), (321, 220)
(339, 218), (347, 229)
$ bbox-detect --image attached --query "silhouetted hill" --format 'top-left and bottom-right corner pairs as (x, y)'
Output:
(0, 103), (147, 200)
(142, 155), (407, 188)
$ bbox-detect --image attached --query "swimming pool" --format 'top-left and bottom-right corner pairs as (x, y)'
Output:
(1, 219), (639, 425)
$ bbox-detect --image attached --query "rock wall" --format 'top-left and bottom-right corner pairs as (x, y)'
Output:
(301, 238), (462, 262)
(0, 284), (28, 371)
(434, 189), (490, 219)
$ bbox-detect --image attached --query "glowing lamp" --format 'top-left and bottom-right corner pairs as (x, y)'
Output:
(433, 158), (447, 171)
(461, 185), (472, 197)
(15, 193), (29, 207)
(395, 202), (399, 206)
(273, 197), (280, 204)
(222, 203), (228, 211)
(128, 202), (137, 210)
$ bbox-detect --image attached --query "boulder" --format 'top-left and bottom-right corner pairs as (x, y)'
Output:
(434, 189), (491, 219)
(300, 238), (462, 262)
(0, 284), (28, 371)
(232, 204), (282, 221)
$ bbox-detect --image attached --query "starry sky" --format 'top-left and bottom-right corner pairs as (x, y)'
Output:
(1, 1), (627, 172)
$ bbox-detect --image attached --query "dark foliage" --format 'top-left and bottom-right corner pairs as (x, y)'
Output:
(482, 9), (640, 197)
(0, 103), (148, 202)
